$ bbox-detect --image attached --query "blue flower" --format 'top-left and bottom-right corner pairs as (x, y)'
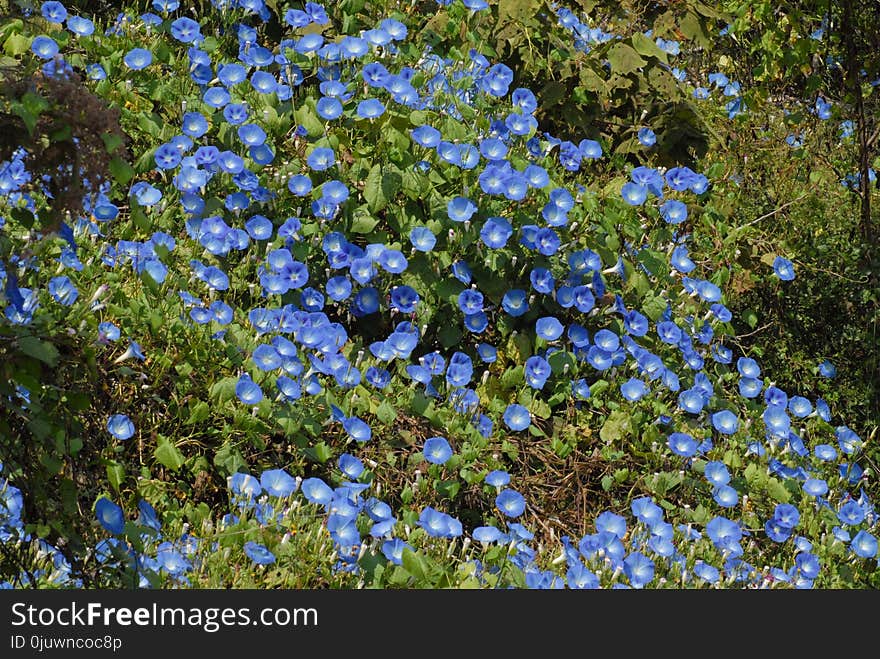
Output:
(495, 489), (526, 518)
(260, 469), (298, 497)
(306, 147), (335, 171)
(423, 436), (453, 465)
(417, 506), (462, 538)
(107, 414), (135, 440)
(170, 17), (201, 43)
(637, 127), (656, 146)
(621, 182), (648, 205)
(42, 2), (68, 23)
(31, 35), (60, 60)
(243, 541), (276, 565)
(503, 403), (531, 431)
(818, 360), (837, 378)
(620, 378), (647, 402)
(343, 416), (372, 442)
(48, 276), (78, 305)
(851, 531), (878, 559)
(95, 497), (125, 534)
(772, 256), (795, 281)
(711, 410), (739, 435)
(123, 48), (152, 70)
(235, 374), (263, 405)
(623, 552), (655, 588)
(447, 196), (477, 223)
(356, 98), (385, 119)
(837, 500), (866, 526)
(668, 432), (698, 457)
(485, 470), (510, 488)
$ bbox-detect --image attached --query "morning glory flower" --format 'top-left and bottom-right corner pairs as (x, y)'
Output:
(803, 479), (828, 497)
(535, 316), (564, 341)
(711, 410), (739, 435)
(496, 489), (526, 518)
(170, 17), (201, 43)
(621, 182), (648, 205)
(668, 432), (698, 457)
(772, 256), (796, 281)
(447, 196), (477, 223)
(123, 48), (153, 70)
(503, 403), (531, 431)
(235, 374), (263, 405)
(42, 1), (68, 23)
(638, 127), (656, 146)
(838, 500), (866, 526)
(703, 461), (730, 486)
(423, 437), (453, 465)
(485, 470), (510, 488)
(31, 35), (60, 60)
(851, 531), (878, 559)
(713, 485), (739, 508)
(621, 378), (647, 402)
(623, 552), (655, 588)
(259, 469), (298, 497)
(67, 16), (95, 36)
(356, 98), (385, 119)
(107, 414), (135, 440)
(343, 416), (372, 442)
(95, 497), (125, 534)
(338, 454), (364, 480)
(48, 276), (78, 305)
(243, 541), (276, 565)
(818, 360), (837, 378)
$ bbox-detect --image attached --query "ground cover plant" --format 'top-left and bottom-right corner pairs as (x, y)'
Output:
(0, 0), (878, 589)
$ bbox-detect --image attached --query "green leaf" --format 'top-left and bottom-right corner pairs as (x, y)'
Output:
(303, 441), (332, 463)
(155, 435), (185, 471)
(18, 336), (59, 367)
(214, 443), (247, 476)
(210, 376), (238, 404)
(606, 43), (647, 75)
(767, 477), (791, 503)
(743, 309), (758, 329)
(363, 164), (385, 213)
(600, 410), (632, 443)
(350, 211), (379, 234)
(108, 156), (135, 186)
(185, 400), (210, 425)
(3, 33), (31, 57)
(401, 548), (429, 584)
(497, 0), (537, 24)
(642, 294), (668, 322)
(636, 249), (668, 277)
(363, 165), (401, 213)
(376, 400), (396, 425)
(631, 33), (668, 64)
(106, 462), (126, 491)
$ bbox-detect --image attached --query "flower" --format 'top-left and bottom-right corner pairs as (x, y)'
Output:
(123, 48), (152, 70)
(668, 432), (698, 457)
(495, 489), (526, 518)
(95, 497), (125, 534)
(260, 469), (297, 497)
(107, 414), (135, 440)
(772, 256), (795, 281)
(711, 410), (739, 435)
(243, 541), (276, 565)
(31, 35), (60, 60)
(818, 360), (837, 378)
(503, 403), (531, 431)
(423, 436), (453, 465)
(535, 316), (564, 341)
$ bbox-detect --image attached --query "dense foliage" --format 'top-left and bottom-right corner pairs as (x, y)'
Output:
(0, 0), (877, 589)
